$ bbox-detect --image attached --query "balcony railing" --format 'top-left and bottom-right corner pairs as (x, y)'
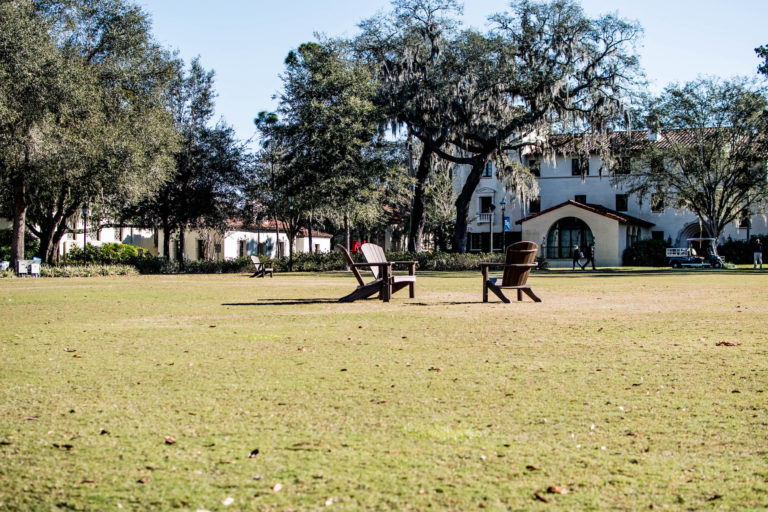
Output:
(477, 213), (492, 223)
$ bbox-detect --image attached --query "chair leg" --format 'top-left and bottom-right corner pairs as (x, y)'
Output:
(517, 289), (523, 301)
(522, 287), (542, 302)
(486, 281), (511, 304)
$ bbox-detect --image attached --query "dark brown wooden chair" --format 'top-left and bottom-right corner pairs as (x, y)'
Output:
(336, 244), (416, 302)
(250, 255), (273, 278)
(480, 241), (542, 303)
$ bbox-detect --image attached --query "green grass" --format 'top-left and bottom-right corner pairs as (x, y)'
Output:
(1, 269), (767, 511)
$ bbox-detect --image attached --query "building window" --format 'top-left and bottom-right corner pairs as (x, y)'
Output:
(529, 196), (541, 214)
(651, 230), (665, 241)
(738, 209), (751, 229)
(479, 196), (494, 213)
(214, 243), (222, 254)
(615, 156), (631, 175)
(197, 240), (205, 260)
(572, 157), (589, 176)
(239, 240), (246, 258)
(482, 162), (493, 178)
(574, 194), (586, 204)
(527, 159), (540, 177)
(651, 193), (664, 213)
(616, 194), (628, 212)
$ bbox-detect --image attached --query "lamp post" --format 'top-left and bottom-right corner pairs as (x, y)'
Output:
(499, 198), (507, 251)
(489, 203), (496, 253)
(81, 202), (90, 263)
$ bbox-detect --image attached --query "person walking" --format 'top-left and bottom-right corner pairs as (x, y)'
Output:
(583, 242), (596, 270)
(572, 245), (584, 270)
(754, 238), (763, 269)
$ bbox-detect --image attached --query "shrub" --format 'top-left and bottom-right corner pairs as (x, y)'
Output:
(718, 236), (766, 265)
(622, 239), (671, 266)
(65, 243), (143, 265)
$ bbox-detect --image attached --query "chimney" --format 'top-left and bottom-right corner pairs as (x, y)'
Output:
(647, 128), (659, 141)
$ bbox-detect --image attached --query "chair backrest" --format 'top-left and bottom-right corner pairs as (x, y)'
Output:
(501, 241), (539, 287)
(337, 244), (366, 287)
(360, 243), (387, 279)
(251, 255), (262, 267)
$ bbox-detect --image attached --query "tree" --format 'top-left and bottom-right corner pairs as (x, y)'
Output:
(620, 78), (768, 241)
(254, 40), (389, 266)
(0, 0), (64, 264)
(432, 0), (641, 251)
(132, 58), (249, 263)
(356, 0), (463, 252)
(757, 45), (768, 77)
(1, 0), (179, 263)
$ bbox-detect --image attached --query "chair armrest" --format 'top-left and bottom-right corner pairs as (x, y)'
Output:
(351, 262), (392, 268)
(480, 262), (538, 268)
(389, 260), (418, 265)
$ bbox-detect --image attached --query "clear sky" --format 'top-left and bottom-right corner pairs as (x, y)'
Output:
(136, 0), (767, 145)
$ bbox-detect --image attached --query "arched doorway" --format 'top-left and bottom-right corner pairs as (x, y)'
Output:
(677, 222), (705, 246)
(546, 217), (594, 259)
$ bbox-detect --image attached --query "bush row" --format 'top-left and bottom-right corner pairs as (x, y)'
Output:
(623, 235), (767, 266)
(0, 264), (138, 278)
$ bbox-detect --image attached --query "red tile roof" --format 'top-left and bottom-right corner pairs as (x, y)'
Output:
(516, 200), (655, 228)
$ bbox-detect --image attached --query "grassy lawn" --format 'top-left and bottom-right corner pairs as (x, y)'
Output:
(1, 269), (767, 511)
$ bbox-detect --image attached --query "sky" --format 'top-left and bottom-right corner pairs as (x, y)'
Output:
(136, 0), (767, 145)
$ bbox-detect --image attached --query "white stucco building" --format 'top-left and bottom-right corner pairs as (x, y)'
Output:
(455, 131), (767, 267)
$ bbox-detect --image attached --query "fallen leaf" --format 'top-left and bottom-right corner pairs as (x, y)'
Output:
(253, 475), (263, 480)
(533, 493), (549, 503)
(164, 436), (176, 445)
(716, 341), (741, 346)
(249, 449), (259, 458)
(272, 483), (283, 492)
(99, 429), (110, 435)
(137, 477), (150, 484)
(73, 354), (82, 358)
(547, 485), (568, 494)
(525, 465), (540, 471)
(707, 493), (723, 501)
(297, 347), (306, 352)
(64, 348), (76, 352)
(53, 443), (74, 451)
(597, 327), (603, 332)
(81, 479), (95, 484)
(428, 366), (442, 372)
(222, 497), (234, 506)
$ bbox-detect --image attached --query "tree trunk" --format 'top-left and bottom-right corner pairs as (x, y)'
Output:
(178, 225), (186, 268)
(344, 211), (350, 270)
(162, 220), (172, 260)
(273, 215), (280, 258)
(454, 158), (488, 253)
(408, 147), (433, 253)
(11, 174), (27, 265)
(308, 211), (314, 253)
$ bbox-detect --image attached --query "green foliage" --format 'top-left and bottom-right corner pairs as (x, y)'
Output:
(718, 236), (767, 264)
(64, 242), (142, 264)
(622, 238), (671, 266)
(0, 229), (39, 261)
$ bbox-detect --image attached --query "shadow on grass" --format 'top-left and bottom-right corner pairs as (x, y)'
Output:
(223, 298), (339, 306)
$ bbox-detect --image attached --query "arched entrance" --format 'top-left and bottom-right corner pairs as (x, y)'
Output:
(546, 217), (594, 259)
(677, 222), (705, 246)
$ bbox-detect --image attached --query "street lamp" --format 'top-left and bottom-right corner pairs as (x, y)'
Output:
(81, 202), (90, 263)
(489, 203), (496, 253)
(499, 198), (507, 251)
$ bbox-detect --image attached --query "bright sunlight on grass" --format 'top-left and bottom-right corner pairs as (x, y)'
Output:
(1, 269), (767, 510)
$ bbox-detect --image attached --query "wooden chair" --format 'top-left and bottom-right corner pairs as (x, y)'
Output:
(480, 241), (542, 303)
(361, 243), (416, 301)
(250, 255), (273, 278)
(336, 244), (416, 302)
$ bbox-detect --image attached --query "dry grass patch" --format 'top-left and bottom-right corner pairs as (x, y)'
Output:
(0, 269), (766, 510)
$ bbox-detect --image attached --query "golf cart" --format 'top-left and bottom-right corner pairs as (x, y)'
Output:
(666, 238), (725, 269)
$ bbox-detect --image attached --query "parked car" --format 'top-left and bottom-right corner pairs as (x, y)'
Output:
(666, 238), (725, 269)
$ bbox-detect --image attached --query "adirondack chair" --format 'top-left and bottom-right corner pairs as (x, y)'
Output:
(336, 243), (416, 302)
(361, 243), (416, 301)
(250, 255), (273, 278)
(480, 241), (542, 303)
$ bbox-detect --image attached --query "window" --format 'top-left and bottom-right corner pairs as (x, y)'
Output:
(572, 157), (589, 176)
(214, 243), (222, 254)
(739, 209), (751, 229)
(527, 159), (540, 177)
(197, 240), (205, 260)
(545, 217), (594, 259)
(651, 193), (664, 213)
(615, 156), (631, 175)
(239, 240), (247, 258)
(479, 196), (494, 213)
(574, 194), (586, 204)
(482, 162), (493, 177)
(651, 230), (665, 241)
(529, 196), (541, 214)
(616, 194), (628, 212)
